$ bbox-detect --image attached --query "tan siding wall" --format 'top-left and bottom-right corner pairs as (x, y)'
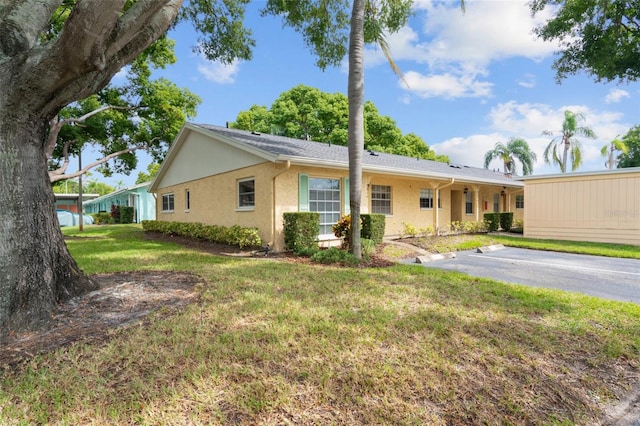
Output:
(524, 171), (640, 245)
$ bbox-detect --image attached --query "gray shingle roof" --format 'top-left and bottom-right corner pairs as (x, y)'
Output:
(193, 123), (522, 187)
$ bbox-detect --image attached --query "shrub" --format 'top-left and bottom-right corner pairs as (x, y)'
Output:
(500, 212), (514, 232)
(361, 214), (385, 244)
(483, 213), (500, 232)
(333, 215), (353, 248)
(511, 218), (524, 234)
(283, 212), (320, 253)
(419, 226), (435, 237)
(361, 238), (376, 259)
(401, 222), (419, 238)
(311, 247), (357, 265)
(120, 206), (134, 224)
(110, 205), (121, 224)
(91, 212), (112, 225)
(141, 220), (262, 248)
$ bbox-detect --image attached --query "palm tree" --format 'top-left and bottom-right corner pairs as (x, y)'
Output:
(601, 137), (629, 169)
(543, 110), (596, 172)
(483, 137), (537, 176)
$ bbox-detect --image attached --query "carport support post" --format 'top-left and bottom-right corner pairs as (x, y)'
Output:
(78, 150), (83, 232)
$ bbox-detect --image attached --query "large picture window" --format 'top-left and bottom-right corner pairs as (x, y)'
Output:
(371, 185), (392, 215)
(238, 178), (255, 209)
(309, 178), (341, 235)
(161, 193), (174, 212)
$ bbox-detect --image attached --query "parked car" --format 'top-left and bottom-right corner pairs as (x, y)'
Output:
(56, 209), (94, 227)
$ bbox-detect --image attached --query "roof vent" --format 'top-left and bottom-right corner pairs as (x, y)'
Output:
(251, 131), (261, 135)
(367, 149), (378, 157)
(449, 164), (461, 169)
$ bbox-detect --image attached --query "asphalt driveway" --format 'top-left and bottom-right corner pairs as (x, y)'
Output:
(410, 247), (640, 304)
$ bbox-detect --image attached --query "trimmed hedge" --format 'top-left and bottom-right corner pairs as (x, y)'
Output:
(120, 206), (134, 224)
(499, 212), (513, 232)
(141, 220), (262, 248)
(283, 212), (320, 253)
(361, 214), (385, 244)
(483, 213), (500, 232)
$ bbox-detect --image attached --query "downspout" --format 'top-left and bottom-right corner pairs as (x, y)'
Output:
(271, 160), (291, 250)
(431, 178), (455, 236)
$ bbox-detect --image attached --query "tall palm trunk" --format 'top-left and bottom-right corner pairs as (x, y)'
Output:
(347, 0), (365, 260)
(0, 116), (97, 333)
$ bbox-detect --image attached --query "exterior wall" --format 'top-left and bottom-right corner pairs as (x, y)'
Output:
(523, 170), (640, 245)
(154, 162), (525, 250)
(84, 187), (156, 222)
(155, 161), (278, 246)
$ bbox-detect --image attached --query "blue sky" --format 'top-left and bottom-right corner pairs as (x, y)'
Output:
(93, 0), (639, 187)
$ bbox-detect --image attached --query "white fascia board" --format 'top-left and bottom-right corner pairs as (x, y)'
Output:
(282, 156), (524, 187)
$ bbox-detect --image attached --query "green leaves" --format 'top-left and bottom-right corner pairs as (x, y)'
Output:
(531, 0), (640, 82)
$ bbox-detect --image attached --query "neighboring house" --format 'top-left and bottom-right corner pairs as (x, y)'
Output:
(149, 123), (524, 251)
(519, 168), (640, 246)
(83, 182), (156, 223)
(54, 193), (99, 213)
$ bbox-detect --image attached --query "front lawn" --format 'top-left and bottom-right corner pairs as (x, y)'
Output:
(1, 225), (638, 424)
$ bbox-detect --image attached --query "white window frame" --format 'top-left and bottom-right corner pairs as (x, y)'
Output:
(237, 177), (255, 211)
(515, 194), (524, 209)
(309, 177), (341, 236)
(371, 185), (392, 215)
(161, 193), (174, 213)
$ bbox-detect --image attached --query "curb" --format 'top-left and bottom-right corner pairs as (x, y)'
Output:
(476, 244), (505, 253)
(415, 252), (456, 264)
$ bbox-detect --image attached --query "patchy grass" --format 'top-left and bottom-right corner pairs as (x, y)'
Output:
(0, 225), (639, 424)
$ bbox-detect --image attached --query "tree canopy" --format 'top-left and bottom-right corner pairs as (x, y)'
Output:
(543, 110), (596, 172)
(531, 0), (640, 82)
(46, 36), (201, 183)
(230, 85), (449, 162)
(483, 138), (536, 176)
(617, 125), (640, 168)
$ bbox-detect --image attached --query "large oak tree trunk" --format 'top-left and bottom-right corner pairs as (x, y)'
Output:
(0, 117), (97, 334)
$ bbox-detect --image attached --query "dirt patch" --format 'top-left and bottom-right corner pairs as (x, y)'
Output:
(0, 271), (202, 367)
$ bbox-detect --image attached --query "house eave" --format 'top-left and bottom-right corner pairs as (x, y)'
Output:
(281, 156), (523, 187)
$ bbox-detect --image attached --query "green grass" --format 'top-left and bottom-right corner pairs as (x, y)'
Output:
(411, 233), (640, 259)
(1, 225), (639, 424)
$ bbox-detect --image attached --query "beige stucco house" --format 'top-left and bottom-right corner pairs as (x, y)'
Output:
(519, 168), (640, 246)
(149, 123), (524, 251)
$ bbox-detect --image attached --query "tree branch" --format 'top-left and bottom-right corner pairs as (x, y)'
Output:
(49, 144), (147, 183)
(0, 0), (62, 58)
(46, 105), (137, 159)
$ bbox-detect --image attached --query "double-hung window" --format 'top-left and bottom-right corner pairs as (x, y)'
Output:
(371, 185), (392, 215)
(420, 189), (441, 209)
(309, 178), (341, 235)
(515, 194), (524, 209)
(238, 178), (255, 209)
(465, 191), (473, 214)
(161, 193), (174, 212)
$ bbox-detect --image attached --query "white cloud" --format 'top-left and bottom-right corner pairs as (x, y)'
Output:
(401, 70), (493, 99)
(197, 60), (240, 84)
(605, 89), (630, 104)
(364, 1), (559, 100)
(517, 73), (536, 89)
(431, 101), (630, 175)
